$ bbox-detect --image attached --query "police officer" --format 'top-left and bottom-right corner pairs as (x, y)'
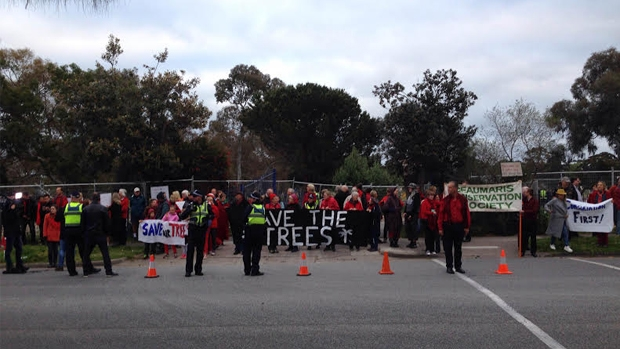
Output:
(243, 192), (266, 276)
(81, 193), (118, 277)
(2, 192), (29, 274)
(56, 192), (97, 277)
(180, 190), (211, 277)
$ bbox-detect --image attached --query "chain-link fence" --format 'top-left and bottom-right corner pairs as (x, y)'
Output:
(532, 170), (618, 205)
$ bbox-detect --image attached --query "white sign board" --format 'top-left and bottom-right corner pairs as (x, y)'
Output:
(500, 162), (523, 177)
(566, 199), (614, 233)
(150, 186), (170, 201)
(100, 193), (112, 207)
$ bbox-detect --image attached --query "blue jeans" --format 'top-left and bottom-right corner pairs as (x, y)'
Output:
(551, 223), (570, 247)
(57, 239), (66, 268)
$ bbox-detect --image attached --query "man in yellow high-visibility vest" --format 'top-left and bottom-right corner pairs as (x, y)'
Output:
(243, 192), (266, 276)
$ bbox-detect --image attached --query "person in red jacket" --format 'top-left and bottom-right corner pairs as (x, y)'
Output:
(53, 187), (68, 209)
(587, 181), (611, 247)
(610, 176), (620, 235)
(320, 190), (340, 210)
(216, 191), (230, 242)
(521, 187), (539, 257)
(420, 189), (439, 256)
(44, 205), (62, 268)
(205, 194), (220, 256)
(438, 181), (471, 274)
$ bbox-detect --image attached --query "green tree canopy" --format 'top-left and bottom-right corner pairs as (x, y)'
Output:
(242, 83), (382, 183)
(332, 148), (402, 185)
(373, 69), (477, 184)
(0, 36), (228, 184)
(547, 47), (620, 156)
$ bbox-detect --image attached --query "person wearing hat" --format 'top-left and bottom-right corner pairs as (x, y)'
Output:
(55, 191), (96, 276)
(179, 190), (211, 277)
(243, 192), (266, 276)
(2, 192), (29, 274)
(544, 188), (573, 253)
(129, 187), (146, 241)
(404, 183), (421, 249)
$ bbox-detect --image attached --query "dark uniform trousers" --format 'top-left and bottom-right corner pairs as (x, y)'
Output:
(64, 228), (86, 275)
(4, 234), (24, 271)
(243, 224), (265, 274)
(521, 218), (537, 255)
(83, 235), (113, 273)
(186, 226), (206, 274)
(442, 222), (465, 270)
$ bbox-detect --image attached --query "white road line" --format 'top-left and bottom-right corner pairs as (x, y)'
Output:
(568, 257), (620, 271)
(431, 259), (566, 349)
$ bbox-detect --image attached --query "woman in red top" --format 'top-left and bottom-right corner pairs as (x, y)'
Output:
(587, 181), (611, 247)
(44, 206), (61, 268)
(344, 191), (364, 251)
(320, 191), (341, 210)
(420, 189), (440, 256)
(205, 194), (219, 256)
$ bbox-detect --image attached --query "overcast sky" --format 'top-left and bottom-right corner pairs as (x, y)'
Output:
(1, 0), (618, 152)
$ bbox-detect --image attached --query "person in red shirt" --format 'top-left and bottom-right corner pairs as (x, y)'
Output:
(53, 187), (68, 209)
(438, 181), (471, 274)
(521, 187), (539, 257)
(587, 181), (611, 247)
(205, 194), (220, 256)
(420, 188), (439, 256)
(43, 205), (61, 268)
(610, 176), (620, 236)
(319, 191), (340, 210)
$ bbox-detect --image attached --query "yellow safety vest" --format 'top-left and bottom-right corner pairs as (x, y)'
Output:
(304, 201), (319, 210)
(248, 204), (266, 225)
(64, 202), (83, 227)
(190, 203), (208, 225)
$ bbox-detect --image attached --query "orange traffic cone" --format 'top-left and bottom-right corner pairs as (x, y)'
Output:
(297, 252), (311, 276)
(379, 252), (394, 275)
(144, 254), (159, 278)
(495, 249), (513, 275)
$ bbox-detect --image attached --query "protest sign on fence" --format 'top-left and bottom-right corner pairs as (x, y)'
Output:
(138, 220), (188, 245)
(566, 199), (614, 233)
(444, 181), (522, 212)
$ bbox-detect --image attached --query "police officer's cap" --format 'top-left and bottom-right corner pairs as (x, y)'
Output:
(70, 191), (80, 198)
(250, 191), (261, 200)
(191, 190), (203, 198)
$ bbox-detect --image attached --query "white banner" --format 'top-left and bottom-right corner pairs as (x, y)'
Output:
(566, 199), (614, 233)
(444, 181), (522, 212)
(150, 186), (169, 201)
(138, 220), (188, 245)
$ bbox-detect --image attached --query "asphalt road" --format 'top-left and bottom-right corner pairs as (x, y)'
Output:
(1, 256), (619, 349)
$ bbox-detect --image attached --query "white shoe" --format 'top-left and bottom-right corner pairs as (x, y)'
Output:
(210, 251), (216, 256)
(550, 244), (556, 250)
(426, 251), (431, 256)
(432, 251), (437, 255)
(564, 246), (573, 253)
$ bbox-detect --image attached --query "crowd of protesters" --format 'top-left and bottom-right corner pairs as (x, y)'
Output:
(2, 176), (620, 276)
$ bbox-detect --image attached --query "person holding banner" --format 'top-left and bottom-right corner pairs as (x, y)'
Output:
(438, 182), (470, 274)
(179, 190), (210, 277)
(521, 187), (539, 257)
(587, 181), (611, 247)
(544, 189), (573, 253)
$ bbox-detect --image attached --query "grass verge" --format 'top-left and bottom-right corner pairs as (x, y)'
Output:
(537, 234), (620, 256)
(1, 243), (144, 265)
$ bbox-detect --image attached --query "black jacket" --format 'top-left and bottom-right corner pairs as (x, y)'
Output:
(227, 199), (249, 229)
(81, 203), (111, 238)
(334, 190), (349, 211)
(2, 199), (21, 236)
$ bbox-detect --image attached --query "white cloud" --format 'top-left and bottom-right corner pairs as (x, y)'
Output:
(1, 0), (618, 154)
